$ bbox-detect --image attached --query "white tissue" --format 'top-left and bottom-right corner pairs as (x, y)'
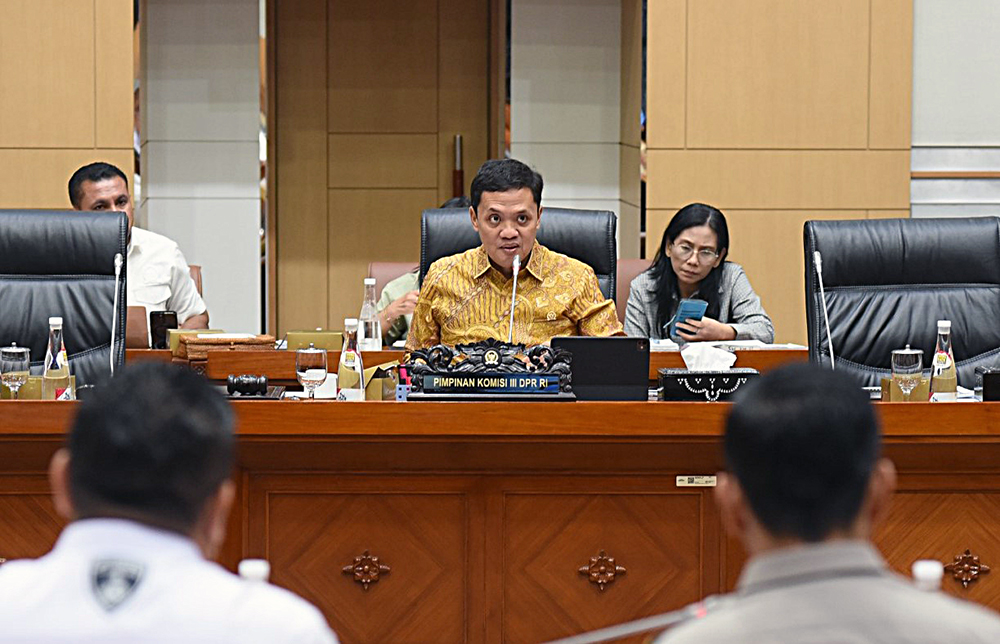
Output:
(681, 343), (737, 371)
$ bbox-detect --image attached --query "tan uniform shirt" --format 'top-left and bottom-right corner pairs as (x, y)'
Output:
(656, 541), (1000, 644)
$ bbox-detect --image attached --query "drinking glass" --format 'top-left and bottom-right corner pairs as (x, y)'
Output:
(1, 345), (30, 400)
(891, 345), (923, 402)
(295, 344), (328, 400)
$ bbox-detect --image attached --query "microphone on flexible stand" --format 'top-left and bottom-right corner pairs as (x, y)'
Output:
(109, 253), (124, 376)
(814, 250), (835, 370)
(541, 594), (730, 644)
(507, 253), (521, 343)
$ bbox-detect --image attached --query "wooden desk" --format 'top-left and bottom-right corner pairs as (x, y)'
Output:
(203, 348), (810, 383)
(2, 400), (999, 643)
(125, 349), (174, 363)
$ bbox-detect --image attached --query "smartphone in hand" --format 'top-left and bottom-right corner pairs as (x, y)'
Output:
(669, 298), (708, 338)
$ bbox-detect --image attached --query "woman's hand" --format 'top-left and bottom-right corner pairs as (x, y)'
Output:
(675, 316), (737, 342)
(379, 290), (419, 330)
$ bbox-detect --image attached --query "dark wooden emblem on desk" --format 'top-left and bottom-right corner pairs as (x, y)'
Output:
(342, 550), (390, 590)
(945, 550), (991, 588)
(578, 550), (626, 591)
(406, 339), (572, 394)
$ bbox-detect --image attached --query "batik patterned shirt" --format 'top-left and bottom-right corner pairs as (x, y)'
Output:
(405, 242), (622, 349)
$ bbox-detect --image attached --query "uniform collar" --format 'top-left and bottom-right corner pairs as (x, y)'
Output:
(737, 540), (886, 595)
(473, 241), (544, 281)
(54, 518), (204, 561)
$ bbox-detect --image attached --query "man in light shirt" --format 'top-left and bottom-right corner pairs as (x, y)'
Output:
(69, 162), (209, 329)
(0, 362), (338, 643)
(654, 364), (1000, 644)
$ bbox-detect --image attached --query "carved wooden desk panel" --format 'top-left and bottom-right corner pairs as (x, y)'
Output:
(3, 400), (1000, 644)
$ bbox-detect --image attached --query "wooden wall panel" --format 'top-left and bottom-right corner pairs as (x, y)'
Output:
(0, 0), (94, 149)
(275, 0), (329, 333)
(438, 0), (489, 202)
(276, 0), (491, 333)
(646, 1), (912, 344)
(645, 0), (685, 149)
(0, 149), (134, 209)
(646, 150), (910, 211)
(95, 0), (135, 149)
(870, 0), (914, 149)
(328, 134), (437, 188)
(687, 0), (869, 150)
(327, 189), (437, 326)
(868, 209), (911, 219)
(327, 0), (438, 134)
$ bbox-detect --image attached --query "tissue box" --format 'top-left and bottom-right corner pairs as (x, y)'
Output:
(658, 368), (759, 402)
(169, 328), (225, 354)
(1, 375), (77, 399)
(975, 366), (1000, 401)
(879, 376), (930, 402)
(364, 361), (399, 401)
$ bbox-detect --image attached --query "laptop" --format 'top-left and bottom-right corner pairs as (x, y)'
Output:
(550, 336), (650, 401)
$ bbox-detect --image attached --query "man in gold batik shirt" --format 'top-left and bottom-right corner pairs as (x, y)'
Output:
(406, 159), (623, 350)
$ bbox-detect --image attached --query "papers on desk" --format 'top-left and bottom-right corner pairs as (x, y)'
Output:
(650, 338), (806, 352)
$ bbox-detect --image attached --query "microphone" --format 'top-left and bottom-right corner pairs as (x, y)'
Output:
(507, 253), (521, 343)
(814, 250), (835, 370)
(109, 253), (124, 375)
(541, 594), (730, 644)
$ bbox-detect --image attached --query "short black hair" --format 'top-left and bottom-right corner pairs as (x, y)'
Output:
(724, 363), (880, 542)
(68, 362), (234, 532)
(470, 158), (543, 212)
(68, 162), (129, 208)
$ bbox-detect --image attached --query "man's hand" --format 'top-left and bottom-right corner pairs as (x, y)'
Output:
(675, 316), (736, 342)
(379, 291), (419, 330)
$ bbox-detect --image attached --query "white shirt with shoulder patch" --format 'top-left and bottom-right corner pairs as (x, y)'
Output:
(127, 227), (207, 325)
(0, 519), (339, 644)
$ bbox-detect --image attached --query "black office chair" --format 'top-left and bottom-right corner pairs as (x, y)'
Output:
(419, 207), (618, 300)
(0, 210), (128, 387)
(804, 217), (1000, 388)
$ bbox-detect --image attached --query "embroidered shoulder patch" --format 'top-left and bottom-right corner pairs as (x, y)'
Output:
(91, 559), (145, 611)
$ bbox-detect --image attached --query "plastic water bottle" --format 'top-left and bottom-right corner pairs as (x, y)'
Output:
(912, 559), (944, 591)
(338, 318), (365, 401)
(238, 559), (271, 583)
(42, 317), (74, 400)
(358, 278), (383, 351)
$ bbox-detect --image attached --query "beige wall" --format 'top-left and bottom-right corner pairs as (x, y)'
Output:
(0, 0), (133, 208)
(274, 0), (490, 334)
(645, 0), (912, 344)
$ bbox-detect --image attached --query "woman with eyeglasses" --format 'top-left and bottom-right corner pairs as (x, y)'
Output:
(624, 203), (774, 342)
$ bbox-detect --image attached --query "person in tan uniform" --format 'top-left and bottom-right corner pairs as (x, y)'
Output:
(656, 364), (1000, 644)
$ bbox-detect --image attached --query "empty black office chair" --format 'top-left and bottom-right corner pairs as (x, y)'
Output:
(0, 210), (128, 387)
(419, 207), (618, 300)
(804, 217), (1000, 388)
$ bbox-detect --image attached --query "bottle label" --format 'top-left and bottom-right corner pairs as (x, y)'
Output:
(932, 350), (952, 371)
(55, 386), (72, 401)
(337, 389), (364, 402)
(342, 350), (357, 368)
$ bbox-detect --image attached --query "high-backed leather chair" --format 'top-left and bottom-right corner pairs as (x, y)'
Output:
(0, 210), (128, 386)
(804, 217), (1000, 388)
(616, 259), (651, 323)
(419, 207), (617, 300)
